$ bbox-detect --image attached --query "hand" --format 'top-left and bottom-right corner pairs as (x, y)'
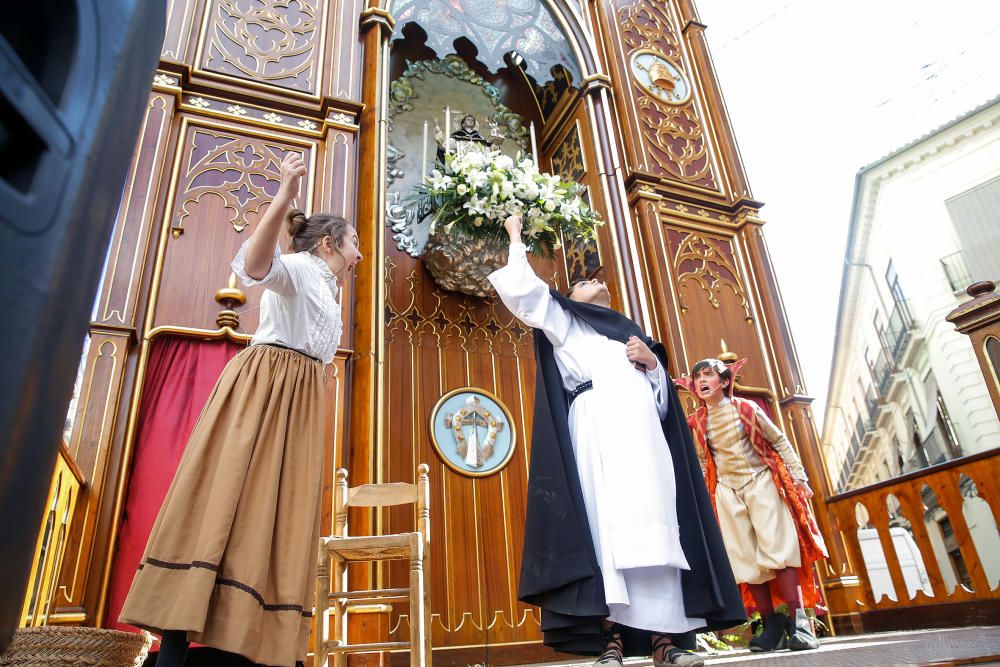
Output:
(626, 335), (657, 372)
(795, 479), (813, 499)
(504, 214), (523, 243)
(279, 152), (306, 195)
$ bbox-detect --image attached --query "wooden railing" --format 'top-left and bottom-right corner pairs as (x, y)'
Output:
(826, 448), (999, 624)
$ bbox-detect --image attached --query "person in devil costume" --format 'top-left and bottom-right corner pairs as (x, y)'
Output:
(488, 215), (745, 666)
(674, 358), (828, 652)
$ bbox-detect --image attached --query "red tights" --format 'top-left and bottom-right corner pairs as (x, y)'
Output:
(747, 567), (802, 615)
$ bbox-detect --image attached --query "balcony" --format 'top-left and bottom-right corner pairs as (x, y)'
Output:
(883, 302), (914, 364)
(870, 350), (893, 397)
(941, 251), (973, 294)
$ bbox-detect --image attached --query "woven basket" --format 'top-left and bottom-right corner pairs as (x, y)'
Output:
(0, 627), (153, 667)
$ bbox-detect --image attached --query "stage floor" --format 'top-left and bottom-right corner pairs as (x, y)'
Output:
(512, 625), (1000, 667)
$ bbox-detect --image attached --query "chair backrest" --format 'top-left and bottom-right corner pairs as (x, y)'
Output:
(334, 464), (430, 540)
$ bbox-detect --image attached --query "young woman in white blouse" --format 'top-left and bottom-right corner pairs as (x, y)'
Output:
(120, 153), (362, 667)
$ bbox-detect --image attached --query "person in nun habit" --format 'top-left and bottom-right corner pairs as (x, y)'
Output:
(488, 215), (745, 667)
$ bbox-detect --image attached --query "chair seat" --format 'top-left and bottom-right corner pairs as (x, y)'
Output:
(323, 532), (419, 562)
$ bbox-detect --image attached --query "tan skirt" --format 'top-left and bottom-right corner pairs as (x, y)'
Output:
(120, 344), (326, 666)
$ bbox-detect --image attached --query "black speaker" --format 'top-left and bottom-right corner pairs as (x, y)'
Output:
(0, 1), (165, 650)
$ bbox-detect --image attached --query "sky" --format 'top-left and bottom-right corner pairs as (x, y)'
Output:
(692, 0), (1000, 429)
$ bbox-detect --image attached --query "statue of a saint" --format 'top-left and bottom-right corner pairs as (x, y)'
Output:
(435, 114), (503, 162)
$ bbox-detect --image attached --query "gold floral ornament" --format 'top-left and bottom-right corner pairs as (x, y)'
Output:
(175, 132), (292, 234)
(203, 0), (320, 93)
(674, 233), (752, 321)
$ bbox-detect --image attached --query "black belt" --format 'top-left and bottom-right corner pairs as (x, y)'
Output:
(569, 380), (593, 404)
(259, 342), (323, 364)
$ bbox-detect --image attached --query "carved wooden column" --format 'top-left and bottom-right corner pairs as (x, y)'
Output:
(676, 1), (754, 204)
(580, 76), (647, 325)
(52, 88), (177, 626)
(947, 281), (1000, 420)
(628, 187), (686, 371)
(738, 221), (862, 633)
(346, 5), (396, 664)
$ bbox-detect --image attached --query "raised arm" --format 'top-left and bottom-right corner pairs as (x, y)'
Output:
(487, 215), (572, 345)
(243, 152), (305, 280)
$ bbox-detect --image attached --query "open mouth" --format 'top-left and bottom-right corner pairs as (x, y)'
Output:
(699, 384), (711, 393)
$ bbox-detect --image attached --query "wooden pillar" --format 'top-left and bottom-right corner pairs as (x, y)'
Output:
(581, 76), (647, 326)
(676, 1), (754, 204)
(628, 187), (687, 373)
(947, 281), (1000, 420)
(739, 222), (863, 633)
(47, 88), (178, 627)
(347, 5), (395, 664)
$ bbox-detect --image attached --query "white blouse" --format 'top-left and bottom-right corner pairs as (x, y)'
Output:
(231, 240), (343, 364)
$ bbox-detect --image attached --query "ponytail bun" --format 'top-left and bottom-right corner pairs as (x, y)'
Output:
(286, 209), (308, 239)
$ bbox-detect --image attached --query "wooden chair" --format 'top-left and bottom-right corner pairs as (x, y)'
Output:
(315, 463), (432, 667)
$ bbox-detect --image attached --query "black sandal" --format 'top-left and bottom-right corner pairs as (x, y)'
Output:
(652, 633), (705, 667)
(594, 624), (624, 665)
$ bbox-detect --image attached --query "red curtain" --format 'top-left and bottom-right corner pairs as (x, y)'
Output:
(105, 336), (243, 632)
(734, 391), (773, 420)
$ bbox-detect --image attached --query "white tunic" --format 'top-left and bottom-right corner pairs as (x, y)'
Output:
(489, 242), (704, 633)
(231, 240), (343, 364)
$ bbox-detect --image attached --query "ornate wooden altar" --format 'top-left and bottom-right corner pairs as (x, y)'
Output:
(36, 0), (861, 664)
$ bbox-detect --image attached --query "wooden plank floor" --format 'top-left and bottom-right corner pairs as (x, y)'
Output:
(511, 626), (1000, 667)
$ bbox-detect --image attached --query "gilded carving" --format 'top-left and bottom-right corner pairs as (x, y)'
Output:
(422, 228), (510, 298)
(551, 124), (601, 284)
(201, 0), (321, 93)
(153, 73), (179, 87)
(671, 231), (751, 320)
(384, 268), (529, 352)
(174, 129), (297, 234)
(617, 0), (717, 189)
(181, 94), (325, 135)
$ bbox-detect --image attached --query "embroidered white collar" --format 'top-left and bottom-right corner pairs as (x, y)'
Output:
(302, 251), (340, 301)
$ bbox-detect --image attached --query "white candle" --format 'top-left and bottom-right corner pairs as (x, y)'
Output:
(445, 106), (451, 155)
(422, 120), (428, 182)
(529, 121), (539, 162)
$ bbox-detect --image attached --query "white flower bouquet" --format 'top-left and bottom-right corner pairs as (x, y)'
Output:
(411, 148), (601, 256)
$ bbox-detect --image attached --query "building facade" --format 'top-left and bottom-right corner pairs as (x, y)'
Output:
(823, 97), (1000, 596)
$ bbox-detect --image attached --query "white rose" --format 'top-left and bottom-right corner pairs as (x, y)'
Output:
(456, 183), (468, 195)
(494, 154), (514, 170)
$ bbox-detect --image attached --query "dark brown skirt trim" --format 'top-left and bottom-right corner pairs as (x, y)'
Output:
(138, 558), (313, 617)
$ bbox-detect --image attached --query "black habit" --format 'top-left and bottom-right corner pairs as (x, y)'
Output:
(516, 290), (745, 656)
